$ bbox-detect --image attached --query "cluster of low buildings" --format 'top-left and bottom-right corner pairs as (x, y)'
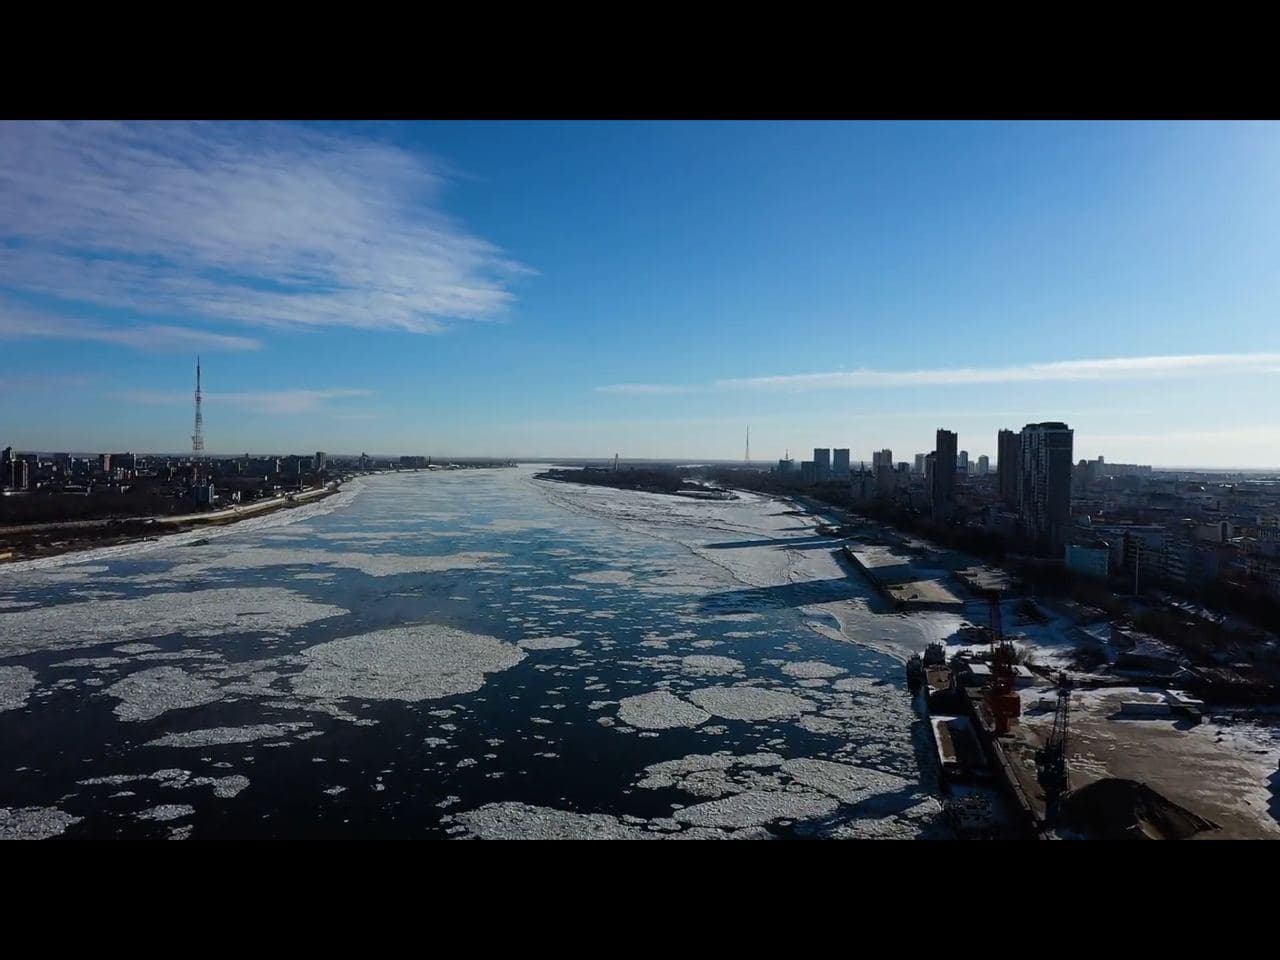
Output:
(1062, 475), (1280, 601)
(0, 445), (345, 506)
(2, 444), (518, 515)
(1, 446), (408, 513)
(2, 447), (144, 493)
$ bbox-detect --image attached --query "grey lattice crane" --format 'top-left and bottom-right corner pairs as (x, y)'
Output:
(1036, 672), (1072, 820)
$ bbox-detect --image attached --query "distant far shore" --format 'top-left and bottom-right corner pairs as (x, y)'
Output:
(534, 466), (738, 500)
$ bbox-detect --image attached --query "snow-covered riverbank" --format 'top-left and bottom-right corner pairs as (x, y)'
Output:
(532, 475), (966, 663)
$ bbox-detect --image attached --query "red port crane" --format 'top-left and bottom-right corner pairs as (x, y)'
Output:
(986, 591), (1021, 735)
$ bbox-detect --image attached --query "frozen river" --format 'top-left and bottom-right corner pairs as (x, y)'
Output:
(0, 466), (957, 839)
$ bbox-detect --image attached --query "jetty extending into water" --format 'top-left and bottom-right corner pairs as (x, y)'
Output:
(842, 543), (965, 612)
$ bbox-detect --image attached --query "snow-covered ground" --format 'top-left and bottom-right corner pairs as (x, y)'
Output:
(1018, 683), (1280, 838)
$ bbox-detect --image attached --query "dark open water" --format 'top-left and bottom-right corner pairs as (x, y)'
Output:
(0, 467), (945, 839)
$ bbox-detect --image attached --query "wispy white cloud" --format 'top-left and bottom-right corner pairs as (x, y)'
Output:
(594, 383), (702, 395)
(0, 122), (529, 342)
(716, 353), (1280, 390)
(599, 353), (1280, 395)
(0, 307), (260, 352)
(115, 388), (373, 415)
(0, 373), (94, 391)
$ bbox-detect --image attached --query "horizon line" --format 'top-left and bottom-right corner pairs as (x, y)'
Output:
(6, 450), (1279, 474)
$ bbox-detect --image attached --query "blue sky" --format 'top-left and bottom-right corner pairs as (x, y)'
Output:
(2, 120), (1278, 466)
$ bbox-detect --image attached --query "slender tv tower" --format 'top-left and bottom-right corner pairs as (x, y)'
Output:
(191, 356), (205, 456)
(745, 425), (750, 464)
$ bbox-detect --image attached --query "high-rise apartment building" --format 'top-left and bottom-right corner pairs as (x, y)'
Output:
(11, 458), (29, 491)
(998, 429), (1021, 506)
(832, 448), (851, 478)
(931, 429), (957, 519)
(813, 448), (831, 481)
(1019, 422), (1074, 548)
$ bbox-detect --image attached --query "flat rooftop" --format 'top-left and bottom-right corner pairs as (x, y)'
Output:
(956, 565), (1016, 594)
(846, 545), (920, 582)
(886, 578), (965, 609)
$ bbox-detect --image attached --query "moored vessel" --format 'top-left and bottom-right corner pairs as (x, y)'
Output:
(905, 654), (924, 693)
(923, 641), (947, 666)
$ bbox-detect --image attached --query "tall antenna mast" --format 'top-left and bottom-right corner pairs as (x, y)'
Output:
(745, 426), (750, 464)
(191, 356), (205, 456)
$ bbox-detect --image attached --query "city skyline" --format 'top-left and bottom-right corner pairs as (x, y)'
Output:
(3, 121), (1279, 466)
(1, 351), (1274, 471)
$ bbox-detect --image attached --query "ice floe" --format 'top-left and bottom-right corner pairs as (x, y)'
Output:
(0, 666), (37, 712)
(686, 686), (815, 722)
(146, 723), (313, 748)
(148, 547), (510, 581)
(447, 801), (765, 840)
(517, 636), (581, 650)
(680, 655), (745, 676)
(0, 805), (81, 839)
(674, 789), (838, 829)
(0, 588), (348, 656)
(780, 758), (909, 805)
(136, 804), (195, 822)
(781, 661), (846, 679)
(106, 667), (223, 721)
(290, 624), (525, 703)
(570, 570), (632, 585)
(617, 691), (710, 730)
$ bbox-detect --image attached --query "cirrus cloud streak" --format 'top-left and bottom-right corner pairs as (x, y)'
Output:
(598, 352), (1280, 395)
(0, 122), (529, 342)
(115, 388), (373, 416)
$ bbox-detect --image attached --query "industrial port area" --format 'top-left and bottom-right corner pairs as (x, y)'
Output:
(824, 513), (1279, 839)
